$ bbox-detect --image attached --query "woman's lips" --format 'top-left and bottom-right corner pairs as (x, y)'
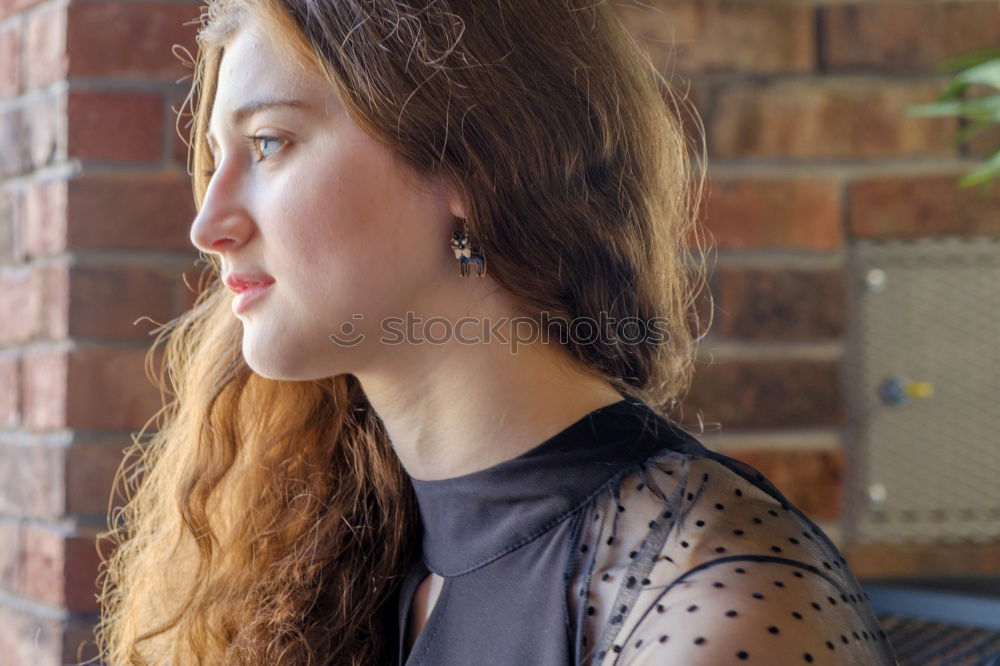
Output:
(223, 273), (275, 315)
(231, 281), (274, 315)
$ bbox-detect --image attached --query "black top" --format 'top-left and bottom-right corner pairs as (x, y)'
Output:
(391, 397), (899, 665)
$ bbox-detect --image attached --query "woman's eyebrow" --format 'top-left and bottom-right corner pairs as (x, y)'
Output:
(206, 97), (313, 152)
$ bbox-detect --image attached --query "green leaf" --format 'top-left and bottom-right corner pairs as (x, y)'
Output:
(938, 77), (970, 100)
(928, 56), (1000, 104)
(938, 48), (1000, 73)
(905, 100), (965, 117)
(957, 59), (1000, 90)
(906, 94), (1000, 121)
(911, 51), (1000, 187)
(956, 116), (996, 144)
(962, 94), (1000, 120)
(958, 150), (1000, 187)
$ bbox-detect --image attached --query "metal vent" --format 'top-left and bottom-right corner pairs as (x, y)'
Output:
(843, 236), (1000, 544)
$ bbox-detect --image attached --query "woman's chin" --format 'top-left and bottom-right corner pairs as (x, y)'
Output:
(241, 333), (301, 380)
(241, 334), (354, 381)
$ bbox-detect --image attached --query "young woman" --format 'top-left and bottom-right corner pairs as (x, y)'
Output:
(95, 1), (899, 664)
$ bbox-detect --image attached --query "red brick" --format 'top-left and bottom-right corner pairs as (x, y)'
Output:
(963, 84), (1000, 160)
(67, 91), (165, 162)
(0, 106), (31, 178)
(41, 262), (68, 339)
(179, 266), (212, 312)
(0, 265), (43, 344)
(24, 3), (67, 90)
(0, 22), (20, 98)
(0, 356), (18, 427)
(66, 2), (202, 79)
(18, 525), (101, 613)
(614, 0), (814, 74)
(0, 441), (63, 517)
(0, 517), (19, 592)
(850, 175), (1000, 238)
(965, 119), (1000, 161)
(822, 3), (1000, 73)
(0, 0), (44, 22)
(846, 542), (1000, 580)
(0, 264), (67, 342)
(0, 438), (126, 519)
(0, 605), (62, 666)
(714, 266), (847, 341)
(711, 79), (959, 159)
(68, 264), (175, 339)
(720, 447), (844, 522)
(64, 533), (102, 612)
(21, 350), (67, 430)
(64, 441), (126, 515)
(0, 187), (25, 263)
(28, 91), (68, 170)
(64, 617), (101, 666)
(66, 347), (163, 430)
(24, 178), (68, 258)
(22, 347), (164, 431)
(66, 172), (196, 251)
(19, 522), (63, 605)
(702, 177), (842, 250)
(171, 86), (196, 167)
(683, 359), (844, 429)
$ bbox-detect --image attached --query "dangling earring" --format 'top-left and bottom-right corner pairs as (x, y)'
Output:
(449, 224), (487, 278)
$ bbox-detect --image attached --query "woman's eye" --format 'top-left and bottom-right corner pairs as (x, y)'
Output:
(244, 134), (285, 162)
(257, 136), (283, 159)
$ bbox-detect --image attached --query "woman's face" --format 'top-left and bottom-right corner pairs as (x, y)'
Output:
(190, 19), (466, 380)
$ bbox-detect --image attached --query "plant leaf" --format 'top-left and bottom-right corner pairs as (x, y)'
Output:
(905, 100), (965, 117)
(938, 48), (1000, 73)
(958, 150), (1000, 187)
(957, 59), (1000, 90)
(906, 94), (1000, 122)
(956, 116), (996, 144)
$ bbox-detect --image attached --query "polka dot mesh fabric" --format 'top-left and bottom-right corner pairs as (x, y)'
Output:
(394, 398), (900, 665)
(567, 450), (899, 665)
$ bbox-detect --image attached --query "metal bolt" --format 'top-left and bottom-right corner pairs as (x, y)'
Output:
(865, 268), (886, 292)
(868, 483), (888, 504)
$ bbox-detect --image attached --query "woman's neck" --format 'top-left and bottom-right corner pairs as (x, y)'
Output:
(356, 331), (623, 481)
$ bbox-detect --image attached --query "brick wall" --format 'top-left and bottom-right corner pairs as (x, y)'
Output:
(611, 0), (1000, 555)
(1, 0), (998, 663)
(0, 0), (199, 662)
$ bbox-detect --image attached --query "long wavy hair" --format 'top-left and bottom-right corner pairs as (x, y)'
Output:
(93, 0), (711, 664)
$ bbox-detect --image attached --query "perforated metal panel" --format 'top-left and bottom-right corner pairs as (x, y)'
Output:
(843, 236), (1000, 544)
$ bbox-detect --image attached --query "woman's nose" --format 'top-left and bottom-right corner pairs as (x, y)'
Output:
(189, 172), (254, 255)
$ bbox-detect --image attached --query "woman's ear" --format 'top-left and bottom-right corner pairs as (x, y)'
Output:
(436, 176), (466, 219)
(427, 172), (466, 220)
(448, 190), (466, 220)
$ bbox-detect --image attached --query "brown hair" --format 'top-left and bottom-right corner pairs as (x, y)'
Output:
(94, 1), (710, 664)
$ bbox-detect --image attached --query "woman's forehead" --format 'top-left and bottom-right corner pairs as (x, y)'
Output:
(216, 24), (316, 99)
(207, 24), (337, 143)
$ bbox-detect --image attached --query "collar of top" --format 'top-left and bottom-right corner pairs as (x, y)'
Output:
(406, 397), (698, 576)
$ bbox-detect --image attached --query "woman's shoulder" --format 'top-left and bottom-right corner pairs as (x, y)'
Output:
(569, 444), (899, 665)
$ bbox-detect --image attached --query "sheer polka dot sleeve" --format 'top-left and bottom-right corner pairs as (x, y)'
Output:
(568, 449), (898, 666)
